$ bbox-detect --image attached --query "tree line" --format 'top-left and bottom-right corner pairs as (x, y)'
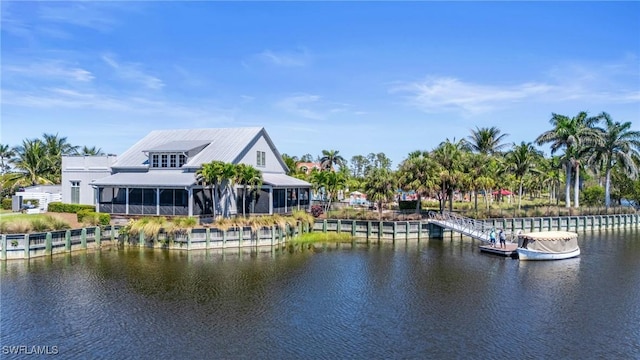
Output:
(282, 111), (640, 215)
(0, 133), (104, 197)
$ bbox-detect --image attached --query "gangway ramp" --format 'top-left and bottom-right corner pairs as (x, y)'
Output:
(428, 211), (492, 243)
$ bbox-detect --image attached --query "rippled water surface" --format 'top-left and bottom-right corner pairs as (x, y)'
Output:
(2, 230), (639, 359)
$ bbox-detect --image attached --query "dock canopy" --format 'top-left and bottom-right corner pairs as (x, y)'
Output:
(518, 231), (579, 253)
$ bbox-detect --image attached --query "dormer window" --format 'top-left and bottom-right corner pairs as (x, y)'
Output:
(150, 152), (187, 168)
(145, 140), (210, 169)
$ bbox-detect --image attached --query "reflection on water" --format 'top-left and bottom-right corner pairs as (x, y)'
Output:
(1, 231), (639, 359)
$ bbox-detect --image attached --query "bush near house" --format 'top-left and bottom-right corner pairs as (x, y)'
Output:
(48, 202), (95, 213)
(77, 209), (111, 226)
(2, 198), (11, 210)
(398, 200), (419, 211)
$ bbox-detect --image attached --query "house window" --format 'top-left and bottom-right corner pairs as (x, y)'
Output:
(152, 154), (159, 168)
(170, 154), (177, 168)
(257, 151), (266, 167)
(161, 155), (168, 168)
(71, 181), (80, 204)
(179, 154), (187, 167)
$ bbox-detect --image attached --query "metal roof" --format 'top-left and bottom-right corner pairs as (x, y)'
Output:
(91, 171), (197, 187)
(262, 173), (311, 187)
(112, 127), (265, 168)
(144, 140), (211, 152)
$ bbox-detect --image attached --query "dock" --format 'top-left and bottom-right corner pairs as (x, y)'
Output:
(479, 243), (518, 258)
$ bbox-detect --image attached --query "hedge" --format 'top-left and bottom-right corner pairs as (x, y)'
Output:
(398, 200), (419, 210)
(77, 209), (111, 226)
(2, 198), (11, 210)
(48, 202), (95, 213)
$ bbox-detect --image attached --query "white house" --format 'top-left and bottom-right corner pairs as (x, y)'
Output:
(61, 155), (118, 205)
(14, 185), (62, 213)
(62, 127), (311, 218)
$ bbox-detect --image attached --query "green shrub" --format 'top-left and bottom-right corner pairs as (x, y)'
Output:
(398, 200), (419, 210)
(77, 209), (110, 226)
(581, 186), (605, 207)
(2, 198), (12, 210)
(48, 202), (95, 213)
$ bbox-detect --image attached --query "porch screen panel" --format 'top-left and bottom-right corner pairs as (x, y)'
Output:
(143, 188), (157, 215)
(175, 189), (188, 215)
(273, 189), (286, 214)
(98, 187), (113, 213)
(253, 189), (270, 214)
(113, 187), (127, 214)
(159, 189), (174, 215)
(128, 188), (143, 214)
(299, 188), (310, 207)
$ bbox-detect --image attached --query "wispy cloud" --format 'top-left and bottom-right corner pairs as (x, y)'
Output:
(392, 58), (640, 115)
(4, 61), (94, 82)
(255, 48), (311, 67)
(391, 77), (552, 114)
(102, 54), (164, 90)
(275, 94), (324, 119)
(37, 3), (126, 32)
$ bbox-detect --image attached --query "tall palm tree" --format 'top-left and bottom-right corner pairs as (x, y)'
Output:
(236, 164), (263, 217)
(196, 161), (226, 217)
(0, 144), (15, 174)
(590, 113), (640, 207)
(397, 153), (438, 213)
(10, 139), (55, 186)
(432, 138), (467, 212)
(320, 149), (346, 171)
(79, 146), (104, 156)
(42, 133), (79, 181)
(536, 111), (602, 208)
(281, 153), (299, 175)
(364, 168), (396, 220)
(506, 142), (543, 210)
(467, 126), (509, 155)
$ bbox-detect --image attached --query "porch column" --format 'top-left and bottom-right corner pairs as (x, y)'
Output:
(94, 187), (99, 212)
(269, 187), (273, 215)
(156, 187), (160, 216)
(125, 187), (130, 215)
(188, 187), (193, 217)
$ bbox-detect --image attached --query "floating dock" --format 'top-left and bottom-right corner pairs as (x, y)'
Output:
(479, 243), (518, 258)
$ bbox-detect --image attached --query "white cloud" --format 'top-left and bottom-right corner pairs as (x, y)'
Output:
(256, 48), (310, 67)
(275, 94), (324, 119)
(4, 62), (94, 82)
(391, 77), (552, 114)
(392, 58), (640, 115)
(102, 54), (164, 90)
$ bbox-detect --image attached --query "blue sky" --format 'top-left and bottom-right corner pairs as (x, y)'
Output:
(2, 1), (639, 168)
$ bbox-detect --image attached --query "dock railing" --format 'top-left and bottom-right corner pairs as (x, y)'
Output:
(428, 211), (518, 243)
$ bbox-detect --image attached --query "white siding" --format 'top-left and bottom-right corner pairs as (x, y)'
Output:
(61, 156), (117, 205)
(237, 134), (287, 173)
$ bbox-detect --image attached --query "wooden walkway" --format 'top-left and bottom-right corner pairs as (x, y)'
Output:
(479, 243), (518, 257)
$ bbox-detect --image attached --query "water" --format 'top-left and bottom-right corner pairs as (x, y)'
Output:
(1, 230), (639, 359)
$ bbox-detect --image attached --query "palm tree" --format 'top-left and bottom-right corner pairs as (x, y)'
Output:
(236, 164), (263, 217)
(397, 153), (438, 213)
(536, 111), (602, 208)
(467, 126), (509, 155)
(506, 142), (543, 210)
(42, 133), (79, 181)
(281, 153), (300, 175)
(364, 168), (396, 220)
(590, 113), (640, 207)
(10, 139), (55, 186)
(432, 138), (467, 212)
(320, 149), (346, 171)
(0, 144), (15, 174)
(219, 162), (239, 217)
(79, 146), (104, 156)
(196, 161), (226, 217)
